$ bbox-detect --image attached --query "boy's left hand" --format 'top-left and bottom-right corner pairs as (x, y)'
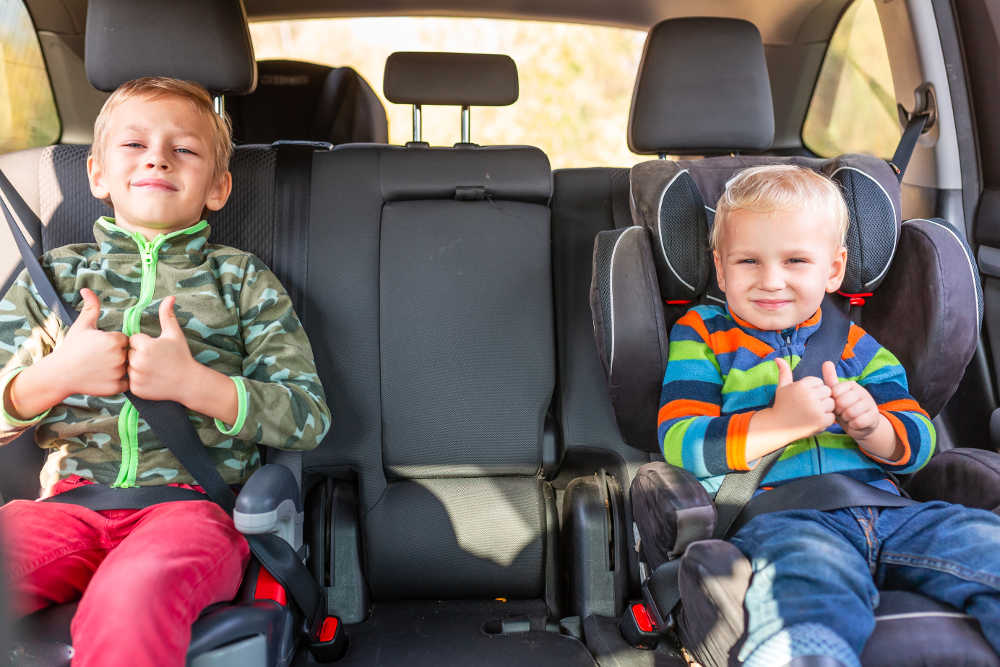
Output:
(127, 296), (196, 402)
(821, 361), (880, 441)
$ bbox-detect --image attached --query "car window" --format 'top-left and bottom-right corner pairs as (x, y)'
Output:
(249, 17), (648, 169)
(0, 0), (59, 152)
(801, 0), (900, 158)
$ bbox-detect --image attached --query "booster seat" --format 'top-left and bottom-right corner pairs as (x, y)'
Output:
(590, 17), (998, 667)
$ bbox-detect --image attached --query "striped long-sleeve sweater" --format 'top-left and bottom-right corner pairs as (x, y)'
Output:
(658, 304), (935, 495)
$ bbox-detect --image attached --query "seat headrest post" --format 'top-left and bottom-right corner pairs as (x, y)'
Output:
(413, 104), (423, 143)
(214, 95), (225, 117)
(461, 106), (471, 144)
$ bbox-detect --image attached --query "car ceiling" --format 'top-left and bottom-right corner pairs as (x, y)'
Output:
(28, 0), (849, 45)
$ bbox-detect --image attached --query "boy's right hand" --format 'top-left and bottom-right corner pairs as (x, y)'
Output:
(45, 288), (129, 398)
(770, 357), (835, 440)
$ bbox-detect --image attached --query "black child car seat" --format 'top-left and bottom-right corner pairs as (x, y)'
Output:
(590, 17), (998, 667)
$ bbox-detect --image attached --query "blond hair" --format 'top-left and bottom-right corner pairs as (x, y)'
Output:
(711, 165), (849, 250)
(91, 77), (233, 180)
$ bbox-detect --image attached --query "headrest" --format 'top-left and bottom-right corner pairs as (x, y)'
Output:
(331, 145), (551, 205)
(383, 52), (518, 106)
(228, 60), (388, 144)
(629, 154), (901, 301)
(85, 0), (256, 95)
(628, 18), (773, 156)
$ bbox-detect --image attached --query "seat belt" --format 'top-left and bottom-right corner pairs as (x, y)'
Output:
(0, 168), (341, 658)
(712, 294), (851, 539)
(731, 472), (914, 536)
(889, 107), (931, 184)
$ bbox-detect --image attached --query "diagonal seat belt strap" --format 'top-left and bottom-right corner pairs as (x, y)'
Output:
(0, 170), (75, 324)
(712, 295), (851, 538)
(889, 112), (929, 183)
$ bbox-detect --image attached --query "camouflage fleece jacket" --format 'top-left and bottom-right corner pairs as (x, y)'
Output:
(0, 217), (331, 494)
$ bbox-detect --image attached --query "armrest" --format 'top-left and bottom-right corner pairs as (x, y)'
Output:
(631, 461), (715, 571)
(234, 463), (303, 550)
(906, 448), (1000, 513)
(562, 469), (628, 619)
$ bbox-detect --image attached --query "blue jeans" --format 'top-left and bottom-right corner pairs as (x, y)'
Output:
(729, 501), (1000, 666)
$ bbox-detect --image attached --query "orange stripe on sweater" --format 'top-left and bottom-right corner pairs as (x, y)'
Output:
(726, 411), (755, 471)
(658, 399), (721, 425)
(861, 411), (911, 466)
(841, 324), (865, 360)
(676, 310), (711, 343)
(879, 398), (929, 418)
(709, 327), (775, 358)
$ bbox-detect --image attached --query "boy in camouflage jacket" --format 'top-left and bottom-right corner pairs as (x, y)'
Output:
(0, 77), (331, 666)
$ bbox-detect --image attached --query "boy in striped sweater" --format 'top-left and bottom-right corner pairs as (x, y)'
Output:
(658, 165), (1000, 666)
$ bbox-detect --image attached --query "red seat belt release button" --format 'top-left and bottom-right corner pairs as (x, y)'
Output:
(631, 602), (655, 633)
(319, 616), (339, 642)
(254, 567), (287, 606)
(310, 615), (348, 661)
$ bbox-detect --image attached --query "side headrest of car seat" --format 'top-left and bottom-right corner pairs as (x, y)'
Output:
(862, 218), (983, 417)
(227, 61), (388, 144)
(86, 0), (257, 95)
(628, 154), (902, 302)
(316, 67), (389, 144)
(628, 18), (774, 156)
(383, 52), (518, 106)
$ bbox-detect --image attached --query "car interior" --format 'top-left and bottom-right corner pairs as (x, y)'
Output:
(1, 0), (999, 666)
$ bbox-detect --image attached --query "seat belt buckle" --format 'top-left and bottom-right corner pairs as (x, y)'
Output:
(619, 600), (662, 649)
(309, 615), (348, 662)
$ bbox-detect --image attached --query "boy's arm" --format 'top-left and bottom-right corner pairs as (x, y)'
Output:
(659, 311), (767, 477)
(214, 256), (331, 451)
(822, 328), (935, 473)
(0, 266), (98, 442)
(8, 288), (129, 421)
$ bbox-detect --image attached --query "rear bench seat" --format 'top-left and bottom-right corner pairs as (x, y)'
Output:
(0, 51), (657, 664)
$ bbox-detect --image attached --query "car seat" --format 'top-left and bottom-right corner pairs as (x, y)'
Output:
(227, 60), (388, 145)
(590, 17), (999, 667)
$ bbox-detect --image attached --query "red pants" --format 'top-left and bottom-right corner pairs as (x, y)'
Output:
(1, 481), (249, 667)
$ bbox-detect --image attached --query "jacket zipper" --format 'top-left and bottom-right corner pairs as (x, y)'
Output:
(111, 222), (206, 488)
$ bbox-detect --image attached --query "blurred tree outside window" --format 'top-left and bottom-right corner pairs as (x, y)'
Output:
(0, 0), (60, 153)
(802, 0), (900, 158)
(249, 18), (648, 169)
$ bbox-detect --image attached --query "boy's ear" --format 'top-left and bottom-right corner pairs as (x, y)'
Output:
(713, 249), (727, 293)
(204, 170), (233, 212)
(825, 244), (848, 293)
(86, 154), (110, 201)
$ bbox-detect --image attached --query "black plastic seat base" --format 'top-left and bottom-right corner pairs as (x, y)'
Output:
(12, 599), (293, 667)
(300, 599), (594, 667)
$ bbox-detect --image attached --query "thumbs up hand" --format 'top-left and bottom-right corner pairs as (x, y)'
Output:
(45, 288), (129, 398)
(770, 357), (836, 440)
(128, 296), (196, 402)
(822, 360), (880, 441)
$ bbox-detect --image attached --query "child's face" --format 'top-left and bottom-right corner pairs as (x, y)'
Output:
(86, 94), (231, 239)
(713, 206), (847, 331)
